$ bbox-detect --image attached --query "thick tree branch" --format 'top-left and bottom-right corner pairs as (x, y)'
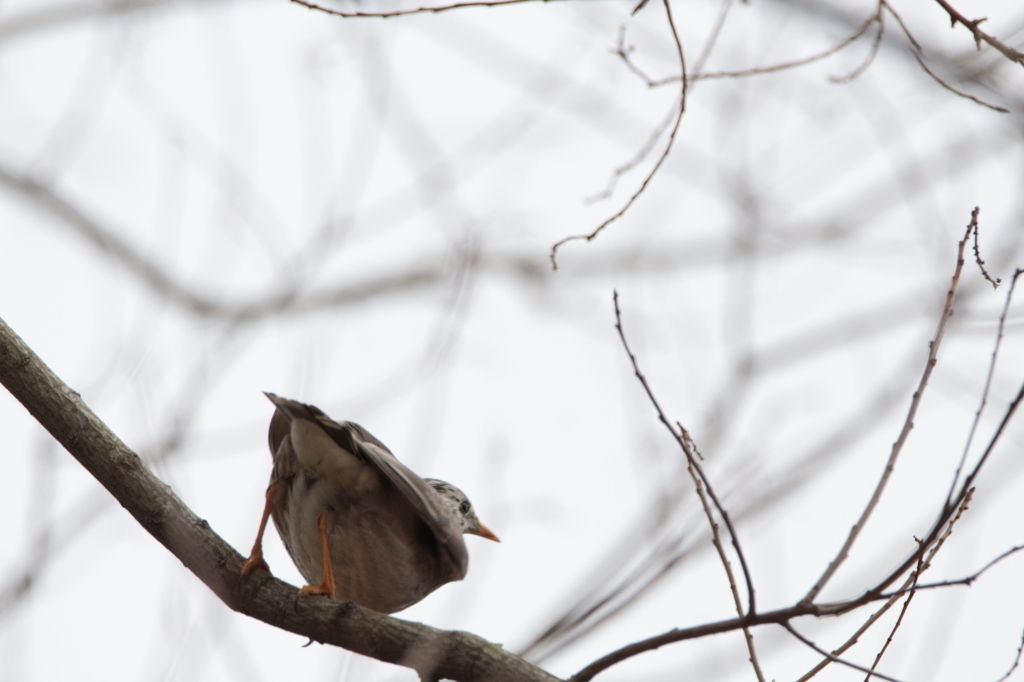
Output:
(0, 315), (559, 682)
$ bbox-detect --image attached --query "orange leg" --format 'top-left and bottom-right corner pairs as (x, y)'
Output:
(241, 480), (282, 576)
(298, 511), (336, 600)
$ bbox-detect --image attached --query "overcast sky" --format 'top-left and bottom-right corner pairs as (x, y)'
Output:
(2, 1), (1024, 681)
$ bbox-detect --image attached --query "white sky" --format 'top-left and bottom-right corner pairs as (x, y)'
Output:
(1, 1), (1024, 681)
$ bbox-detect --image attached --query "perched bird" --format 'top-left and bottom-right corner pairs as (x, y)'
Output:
(242, 393), (499, 614)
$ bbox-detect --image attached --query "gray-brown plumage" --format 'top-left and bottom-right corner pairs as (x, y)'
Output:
(242, 393), (498, 614)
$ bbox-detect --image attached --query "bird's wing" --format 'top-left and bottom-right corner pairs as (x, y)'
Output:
(263, 392), (469, 578)
(267, 406), (300, 482)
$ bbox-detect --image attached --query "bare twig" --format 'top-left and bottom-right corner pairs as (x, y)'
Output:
(802, 216), (974, 605)
(612, 291), (756, 616)
(797, 488), (975, 681)
(549, 0), (686, 270)
(883, 1), (1009, 113)
(947, 266), (1021, 508)
(820, 543), (1024, 601)
(849, 376), (1024, 612)
(863, 549), (925, 682)
(931, 0), (1024, 66)
(995, 628), (1024, 682)
(570, 535), (1022, 682)
(783, 622), (904, 682)
(685, 457), (765, 682)
(291, 0), (553, 19)
(865, 488), (973, 680)
(970, 207), (1002, 287)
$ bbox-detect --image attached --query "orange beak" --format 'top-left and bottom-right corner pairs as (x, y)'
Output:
(468, 520), (501, 543)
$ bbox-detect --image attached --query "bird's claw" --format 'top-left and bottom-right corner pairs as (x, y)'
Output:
(241, 551), (270, 577)
(299, 582), (336, 600)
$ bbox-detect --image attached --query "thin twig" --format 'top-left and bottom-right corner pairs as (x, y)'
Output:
(931, 0), (1024, 66)
(685, 457), (765, 682)
(995, 628), (1024, 682)
(947, 266), (1020, 508)
(783, 622), (904, 682)
(919, 544), (1024, 593)
(291, 0), (553, 19)
(971, 207), (1002, 287)
(848, 375), (1024, 610)
(797, 489), (974, 681)
(865, 489), (973, 680)
(570, 236), (1024, 682)
(802, 215), (975, 605)
(612, 291), (757, 615)
(549, 0), (686, 270)
(570, 536), (1022, 682)
(826, 543), (1024, 601)
(882, 1), (1009, 113)
(864, 549), (924, 682)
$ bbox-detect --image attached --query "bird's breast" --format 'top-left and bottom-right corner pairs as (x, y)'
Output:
(274, 474), (459, 614)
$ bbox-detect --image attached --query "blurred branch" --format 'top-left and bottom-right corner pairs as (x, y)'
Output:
(691, 0), (734, 77)
(0, 315), (559, 682)
(0, 0), (219, 43)
(0, 162), (465, 321)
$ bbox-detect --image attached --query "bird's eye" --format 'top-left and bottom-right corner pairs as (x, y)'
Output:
(459, 500), (471, 515)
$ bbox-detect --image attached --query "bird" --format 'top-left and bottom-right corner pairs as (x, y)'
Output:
(241, 392), (499, 614)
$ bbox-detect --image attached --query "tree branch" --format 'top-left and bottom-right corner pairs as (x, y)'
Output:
(931, 0), (1024, 66)
(802, 215), (974, 605)
(0, 315), (559, 682)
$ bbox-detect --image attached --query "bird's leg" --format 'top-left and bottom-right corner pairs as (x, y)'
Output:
(241, 480), (283, 576)
(298, 511), (337, 600)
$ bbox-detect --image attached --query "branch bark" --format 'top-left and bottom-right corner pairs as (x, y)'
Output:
(0, 314), (559, 682)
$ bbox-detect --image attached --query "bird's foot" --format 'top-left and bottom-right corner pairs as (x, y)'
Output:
(241, 549), (270, 577)
(298, 581), (336, 601)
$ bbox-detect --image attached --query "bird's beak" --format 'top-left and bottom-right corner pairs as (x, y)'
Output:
(468, 520), (501, 543)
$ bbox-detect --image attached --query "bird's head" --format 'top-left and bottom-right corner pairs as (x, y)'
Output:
(425, 479), (500, 542)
